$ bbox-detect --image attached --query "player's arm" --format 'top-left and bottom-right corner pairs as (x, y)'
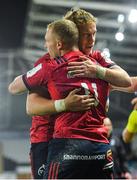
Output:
(8, 70), (95, 115)
(110, 76), (137, 93)
(122, 128), (134, 143)
(8, 75), (27, 95)
(131, 97), (137, 110)
(26, 89), (95, 116)
(101, 65), (131, 87)
(122, 110), (137, 143)
(8, 63), (45, 95)
(67, 57), (131, 87)
(8, 75), (95, 115)
(8, 77), (95, 115)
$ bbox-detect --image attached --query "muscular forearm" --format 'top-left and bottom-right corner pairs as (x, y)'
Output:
(110, 76), (137, 93)
(99, 66), (131, 87)
(26, 89), (95, 116)
(67, 60), (131, 87)
(26, 93), (56, 116)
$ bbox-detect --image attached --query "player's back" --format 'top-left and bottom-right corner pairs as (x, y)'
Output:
(47, 51), (109, 143)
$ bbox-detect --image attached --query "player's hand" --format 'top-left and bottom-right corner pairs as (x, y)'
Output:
(67, 56), (97, 78)
(64, 88), (96, 111)
(131, 97), (137, 110)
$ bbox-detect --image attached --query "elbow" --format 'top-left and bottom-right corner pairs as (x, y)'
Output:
(122, 77), (132, 87)
(26, 105), (42, 116)
(26, 98), (37, 116)
(8, 84), (18, 95)
(127, 78), (132, 87)
(26, 106), (34, 116)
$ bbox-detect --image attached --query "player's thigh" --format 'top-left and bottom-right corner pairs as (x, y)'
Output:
(30, 142), (49, 179)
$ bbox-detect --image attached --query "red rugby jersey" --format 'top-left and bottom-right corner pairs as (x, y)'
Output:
(89, 50), (115, 68)
(23, 50), (115, 143)
(30, 53), (54, 143)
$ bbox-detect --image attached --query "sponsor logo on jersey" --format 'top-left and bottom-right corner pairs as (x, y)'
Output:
(27, 63), (42, 77)
(63, 154), (105, 160)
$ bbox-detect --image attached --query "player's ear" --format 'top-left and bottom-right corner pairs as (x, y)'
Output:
(57, 40), (63, 50)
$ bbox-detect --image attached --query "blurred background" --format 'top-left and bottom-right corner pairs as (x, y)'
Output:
(0, 0), (137, 178)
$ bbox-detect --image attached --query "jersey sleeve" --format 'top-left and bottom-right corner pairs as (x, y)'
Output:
(22, 63), (48, 91)
(126, 110), (137, 133)
(92, 50), (116, 68)
(34, 53), (50, 67)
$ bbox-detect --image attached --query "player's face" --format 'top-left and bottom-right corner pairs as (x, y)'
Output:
(78, 22), (97, 55)
(44, 29), (59, 58)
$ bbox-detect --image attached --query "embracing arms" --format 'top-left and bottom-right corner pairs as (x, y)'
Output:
(110, 76), (137, 93)
(26, 89), (95, 116)
(8, 75), (95, 116)
(67, 56), (131, 87)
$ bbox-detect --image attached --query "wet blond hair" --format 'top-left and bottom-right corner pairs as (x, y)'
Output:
(64, 8), (96, 27)
(47, 19), (79, 49)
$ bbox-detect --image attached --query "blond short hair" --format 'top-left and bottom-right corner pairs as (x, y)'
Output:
(64, 8), (96, 27)
(47, 19), (79, 49)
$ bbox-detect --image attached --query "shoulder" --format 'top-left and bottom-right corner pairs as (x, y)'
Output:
(91, 50), (116, 67)
(34, 53), (51, 67)
(91, 50), (103, 60)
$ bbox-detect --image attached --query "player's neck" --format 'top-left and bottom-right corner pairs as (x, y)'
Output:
(60, 46), (79, 56)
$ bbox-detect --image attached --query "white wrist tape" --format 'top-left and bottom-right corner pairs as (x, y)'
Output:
(54, 99), (66, 112)
(96, 66), (106, 79)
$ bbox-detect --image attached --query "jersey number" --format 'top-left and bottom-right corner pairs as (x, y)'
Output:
(81, 82), (99, 106)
